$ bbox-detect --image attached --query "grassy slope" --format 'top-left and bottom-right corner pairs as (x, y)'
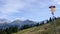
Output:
(12, 19), (60, 34)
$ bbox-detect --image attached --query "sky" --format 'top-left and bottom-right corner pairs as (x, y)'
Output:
(0, 0), (60, 22)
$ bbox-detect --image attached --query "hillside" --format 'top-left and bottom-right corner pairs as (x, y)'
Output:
(12, 18), (60, 34)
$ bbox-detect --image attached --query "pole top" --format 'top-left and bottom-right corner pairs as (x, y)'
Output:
(49, 6), (55, 8)
(49, 6), (56, 13)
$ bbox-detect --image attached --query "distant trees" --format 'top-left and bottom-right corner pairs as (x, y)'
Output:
(5, 26), (18, 34)
(22, 25), (29, 29)
(40, 21), (44, 25)
(49, 17), (52, 22)
(46, 20), (49, 24)
(35, 23), (40, 26)
(0, 29), (7, 34)
(0, 26), (19, 34)
(49, 17), (57, 22)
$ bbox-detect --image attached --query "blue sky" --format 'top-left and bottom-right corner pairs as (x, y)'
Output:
(0, 0), (60, 22)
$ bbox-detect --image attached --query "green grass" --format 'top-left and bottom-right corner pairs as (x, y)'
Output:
(12, 19), (60, 34)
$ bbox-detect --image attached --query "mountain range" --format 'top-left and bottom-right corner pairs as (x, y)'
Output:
(0, 19), (37, 29)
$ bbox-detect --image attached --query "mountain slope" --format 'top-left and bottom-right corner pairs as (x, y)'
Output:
(12, 18), (60, 34)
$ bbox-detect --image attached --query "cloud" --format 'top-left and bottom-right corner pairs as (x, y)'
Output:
(53, 0), (60, 5)
(0, 0), (48, 15)
(0, 0), (26, 14)
(14, 17), (27, 21)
